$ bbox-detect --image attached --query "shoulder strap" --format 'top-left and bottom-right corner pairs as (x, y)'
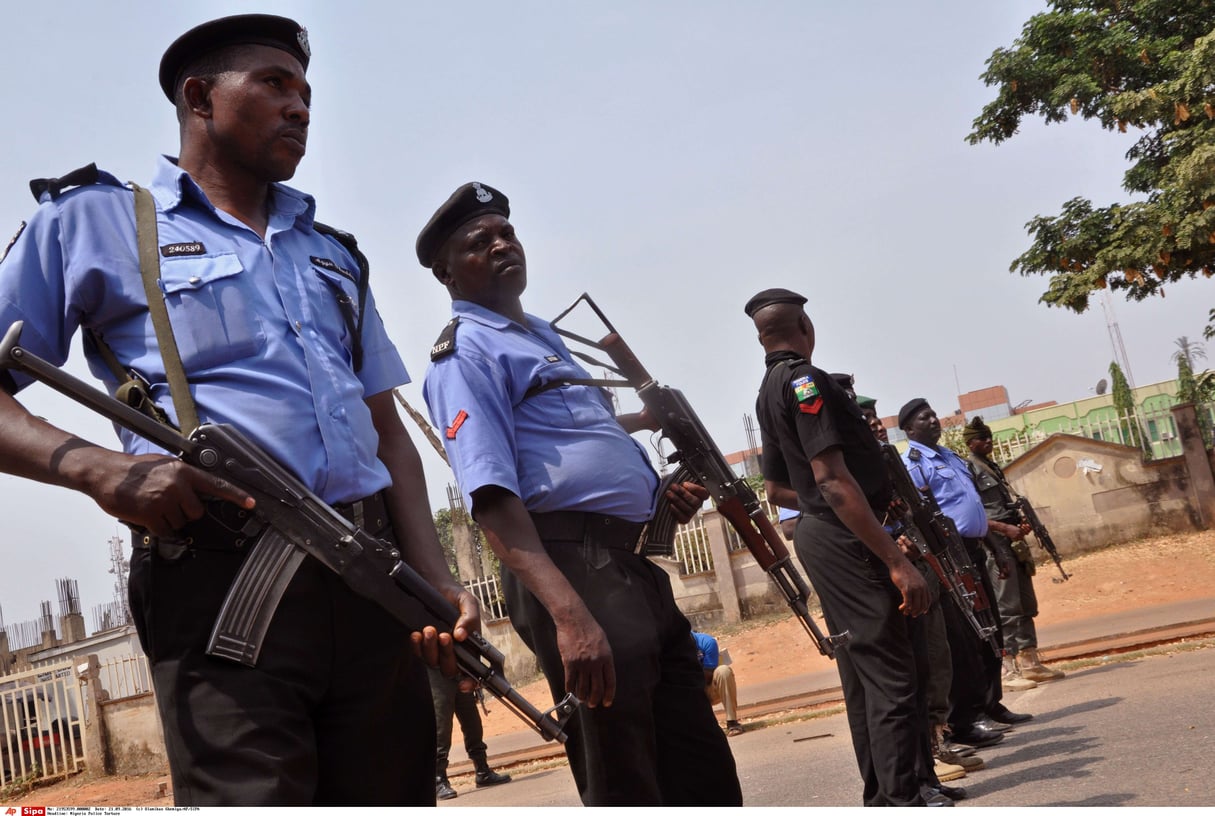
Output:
(430, 317), (460, 361)
(314, 221), (369, 372)
(131, 183), (200, 434)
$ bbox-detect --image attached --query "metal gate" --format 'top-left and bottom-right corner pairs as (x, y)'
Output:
(0, 660), (86, 784)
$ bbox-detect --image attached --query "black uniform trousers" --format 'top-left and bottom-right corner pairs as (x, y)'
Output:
(501, 531), (742, 806)
(795, 513), (927, 806)
(128, 515), (436, 805)
(939, 538), (1005, 732)
(428, 665), (489, 775)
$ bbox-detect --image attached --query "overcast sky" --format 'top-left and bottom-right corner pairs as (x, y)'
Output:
(2, 1), (1210, 627)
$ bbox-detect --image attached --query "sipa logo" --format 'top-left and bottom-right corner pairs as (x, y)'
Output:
(22, 808), (46, 816)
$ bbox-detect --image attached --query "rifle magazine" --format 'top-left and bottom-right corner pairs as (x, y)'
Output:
(206, 530), (307, 666)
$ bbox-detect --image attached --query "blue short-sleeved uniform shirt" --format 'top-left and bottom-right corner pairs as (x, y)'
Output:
(901, 440), (988, 538)
(0, 156), (408, 504)
(422, 300), (659, 522)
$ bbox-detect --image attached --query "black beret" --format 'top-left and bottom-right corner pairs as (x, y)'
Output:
(159, 14), (311, 102)
(416, 182), (510, 267)
(744, 287), (807, 318)
(898, 397), (930, 430)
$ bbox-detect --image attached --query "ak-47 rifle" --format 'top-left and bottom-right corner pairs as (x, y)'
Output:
(1010, 496), (1069, 581)
(0, 321), (576, 744)
(879, 443), (1001, 658)
(549, 294), (849, 659)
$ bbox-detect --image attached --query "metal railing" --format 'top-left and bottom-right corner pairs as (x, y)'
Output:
(463, 574), (508, 623)
(98, 653), (153, 701)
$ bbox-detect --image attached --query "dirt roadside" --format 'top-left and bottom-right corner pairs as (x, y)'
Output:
(5, 529), (1213, 807)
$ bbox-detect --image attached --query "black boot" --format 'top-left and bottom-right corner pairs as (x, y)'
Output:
(472, 754), (512, 787)
(435, 775), (458, 800)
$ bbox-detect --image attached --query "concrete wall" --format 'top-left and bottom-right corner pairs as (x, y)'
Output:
(1003, 433), (1202, 558)
(100, 693), (167, 776)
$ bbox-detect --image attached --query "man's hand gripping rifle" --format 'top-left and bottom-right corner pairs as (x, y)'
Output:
(0, 321), (576, 744)
(1011, 496), (1069, 581)
(549, 295), (848, 659)
(879, 443), (1001, 658)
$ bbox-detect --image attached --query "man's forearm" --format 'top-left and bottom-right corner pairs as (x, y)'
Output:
(473, 488), (592, 626)
(0, 389), (111, 491)
(367, 391), (462, 593)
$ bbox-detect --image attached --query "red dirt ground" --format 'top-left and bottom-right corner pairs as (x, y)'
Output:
(5, 530), (1213, 807)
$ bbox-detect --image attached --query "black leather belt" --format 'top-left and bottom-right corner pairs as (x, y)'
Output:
(133, 490), (390, 553)
(529, 511), (647, 554)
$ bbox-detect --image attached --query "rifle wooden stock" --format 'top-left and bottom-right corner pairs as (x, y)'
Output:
(550, 294), (849, 659)
(0, 320), (576, 744)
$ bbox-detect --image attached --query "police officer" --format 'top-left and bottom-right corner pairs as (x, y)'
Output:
(964, 417), (1065, 686)
(0, 15), (477, 805)
(899, 400), (1031, 748)
(417, 182), (742, 806)
(747, 288), (937, 806)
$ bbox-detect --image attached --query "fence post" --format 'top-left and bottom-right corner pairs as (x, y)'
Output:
(1171, 403), (1215, 528)
(78, 654), (111, 778)
(702, 511), (742, 624)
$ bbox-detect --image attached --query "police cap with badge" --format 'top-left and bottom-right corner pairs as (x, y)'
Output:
(416, 182), (510, 268)
(158, 13), (311, 102)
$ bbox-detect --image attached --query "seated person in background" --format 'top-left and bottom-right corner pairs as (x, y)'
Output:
(692, 631), (743, 736)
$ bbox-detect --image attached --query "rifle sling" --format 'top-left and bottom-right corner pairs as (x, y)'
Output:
(131, 183), (200, 435)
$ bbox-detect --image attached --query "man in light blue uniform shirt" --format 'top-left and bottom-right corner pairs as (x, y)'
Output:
(0, 14), (475, 805)
(418, 182), (742, 806)
(898, 398), (1028, 750)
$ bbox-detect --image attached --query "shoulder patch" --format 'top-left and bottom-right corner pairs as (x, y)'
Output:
(908, 448), (922, 462)
(791, 374), (820, 403)
(1, 221), (26, 265)
(430, 317), (461, 361)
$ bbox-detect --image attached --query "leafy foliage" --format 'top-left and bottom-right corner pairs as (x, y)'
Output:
(1109, 360), (1144, 450)
(968, 2), (1215, 323)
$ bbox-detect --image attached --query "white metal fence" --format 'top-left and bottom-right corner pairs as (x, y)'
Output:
(463, 574), (508, 623)
(0, 660), (85, 784)
(99, 653), (153, 701)
(670, 488), (783, 576)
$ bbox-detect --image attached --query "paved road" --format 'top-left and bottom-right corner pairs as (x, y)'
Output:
(439, 643), (1215, 807)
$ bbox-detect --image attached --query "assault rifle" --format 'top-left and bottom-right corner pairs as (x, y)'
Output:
(1011, 496), (1069, 581)
(879, 444), (1001, 658)
(549, 295), (849, 659)
(0, 321), (576, 744)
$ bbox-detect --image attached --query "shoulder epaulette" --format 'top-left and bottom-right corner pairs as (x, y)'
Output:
(314, 221), (370, 372)
(908, 448), (922, 462)
(431, 318), (460, 361)
(28, 163), (123, 203)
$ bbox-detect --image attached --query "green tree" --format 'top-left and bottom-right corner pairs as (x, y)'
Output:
(940, 425), (970, 458)
(1109, 361), (1143, 450)
(968, 2), (1215, 331)
(1172, 335), (1207, 369)
(1174, 337), (1215, 445)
